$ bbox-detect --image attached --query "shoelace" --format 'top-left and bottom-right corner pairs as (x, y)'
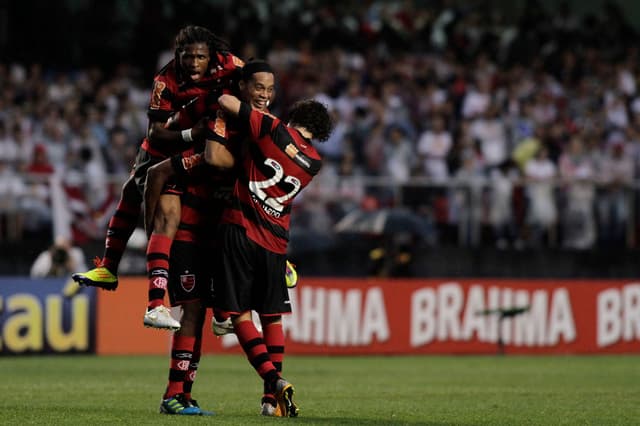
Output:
(92, 256), (105, 268)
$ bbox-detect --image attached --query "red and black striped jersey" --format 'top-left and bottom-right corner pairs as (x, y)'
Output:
(171, 148), (235, 244)
(221, 102), (322, 254)
(141, 52), (243, 158)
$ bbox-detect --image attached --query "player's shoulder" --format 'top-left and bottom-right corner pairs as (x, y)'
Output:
(154, 60), (179, 86)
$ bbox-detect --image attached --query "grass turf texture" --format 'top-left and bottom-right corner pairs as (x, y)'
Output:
(0, 354), (638, 425)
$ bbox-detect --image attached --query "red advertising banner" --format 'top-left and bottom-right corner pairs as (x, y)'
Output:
(96, 278), (640, 355)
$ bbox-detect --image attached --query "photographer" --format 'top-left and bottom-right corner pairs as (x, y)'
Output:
(30, 236), (87, 278)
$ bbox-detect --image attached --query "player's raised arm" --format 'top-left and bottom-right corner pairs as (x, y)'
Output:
(218, 94), (242, 116)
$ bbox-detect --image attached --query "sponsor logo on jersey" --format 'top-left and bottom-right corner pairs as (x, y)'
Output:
(214, 110), (226, 137)
(285, 143), (299, 158)
(150, 80), (166, 110)
(181, 274), (196, 292)
(232, 55), (245, 68)
(181, 153), (204, 171)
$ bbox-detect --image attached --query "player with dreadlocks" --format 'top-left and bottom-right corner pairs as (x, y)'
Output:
(72, 26), (243, 334)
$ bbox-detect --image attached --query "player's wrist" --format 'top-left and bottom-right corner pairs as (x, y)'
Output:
(181, 128), (193, 142)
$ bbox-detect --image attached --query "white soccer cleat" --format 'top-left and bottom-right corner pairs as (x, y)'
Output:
(261, 402), (281, 417)
(212, 317), (234, 336)
(143, 305), (181, 331)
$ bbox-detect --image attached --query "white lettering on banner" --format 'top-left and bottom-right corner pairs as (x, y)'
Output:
(282, 287), (389, 346)
(438, 283), (462, 340)
(598, 284), (640, 347)
(360, 287), (389, 344)
(411, 284), (576, 347)
(411, 288), (436, 346)
(326, 289), (361, 345)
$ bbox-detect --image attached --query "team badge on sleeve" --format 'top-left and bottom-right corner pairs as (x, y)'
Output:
(150, 80), (166, 110)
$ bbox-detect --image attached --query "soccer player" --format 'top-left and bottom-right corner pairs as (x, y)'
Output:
(72, 26), (242, 331)
(147, 60), (275, 415)
(205, 94), (333, 417)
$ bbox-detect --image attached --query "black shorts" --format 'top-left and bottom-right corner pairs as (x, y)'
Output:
(213, 224), (291, 316)
(132, 149), (185, 196)
(168, 240), (212, 306)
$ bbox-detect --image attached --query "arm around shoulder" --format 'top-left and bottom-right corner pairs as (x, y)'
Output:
(218, 94), (242, 116)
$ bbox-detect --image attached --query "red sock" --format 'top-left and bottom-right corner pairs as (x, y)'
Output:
(262, 321), (285, 399)
(235, 320), (279, 383)
(263, 321), (284, 373)
(146, 234), (172, 309)
(102, 198), (141, 273)
(164, 334), (196, 399)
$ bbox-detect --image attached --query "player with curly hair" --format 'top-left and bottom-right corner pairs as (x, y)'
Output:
(205, 95), (333, 417)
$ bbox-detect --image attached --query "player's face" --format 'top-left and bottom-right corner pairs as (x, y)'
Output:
(242, 72), (275, 111)
(179, 42), (210, 82)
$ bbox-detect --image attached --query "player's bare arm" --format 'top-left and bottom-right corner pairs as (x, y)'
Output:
(218, 94), (242, 116)
(147, 116), (207, 145)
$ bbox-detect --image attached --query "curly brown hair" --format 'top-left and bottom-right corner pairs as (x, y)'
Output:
(288, 99), (333, 142)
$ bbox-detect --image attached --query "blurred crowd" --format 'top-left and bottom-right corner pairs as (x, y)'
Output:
(1, 0), (640, 252)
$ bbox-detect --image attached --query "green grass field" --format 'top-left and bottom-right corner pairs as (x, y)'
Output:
(0, 354), (638, 425)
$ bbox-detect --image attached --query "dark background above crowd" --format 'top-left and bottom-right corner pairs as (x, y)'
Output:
(3, 0), (640, 77)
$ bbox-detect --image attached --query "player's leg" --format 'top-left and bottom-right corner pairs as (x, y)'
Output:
(159, 241), (211, 415)
(260, 314), (285, 416)
(71, 174), (141, 290)
(258, 251), (298, 417)
(144, 191), (181, 330)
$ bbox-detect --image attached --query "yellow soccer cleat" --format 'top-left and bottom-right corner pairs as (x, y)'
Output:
(285, 260), (298, 289)
(71, 257), (118, 291)
(275, 378), (299, 418)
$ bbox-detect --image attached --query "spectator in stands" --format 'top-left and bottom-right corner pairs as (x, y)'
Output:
(524, 145), (558, 247)
(470, 102), (509, 172)
(383, 125), (415, 183)
(595, 135), (634, 247)
(559, 135), (597, 249)
(416, 113), (452, 181)
(0, 157), (26, 241)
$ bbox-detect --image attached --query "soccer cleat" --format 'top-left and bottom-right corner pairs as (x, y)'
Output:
(285, 260), (298, 289)
(212, 316), (234, 336)
(275, 378), (299, 417)
(160, 394), (201, 415)
(261, 402), (282, 417)
(188, 399), (215, 416)
(71, 257), (118, 291)
(144, 305), (181, 331)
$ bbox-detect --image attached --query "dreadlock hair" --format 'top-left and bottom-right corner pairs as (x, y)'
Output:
(288, 99), (333, 142)
(174, 25), (231, 68)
